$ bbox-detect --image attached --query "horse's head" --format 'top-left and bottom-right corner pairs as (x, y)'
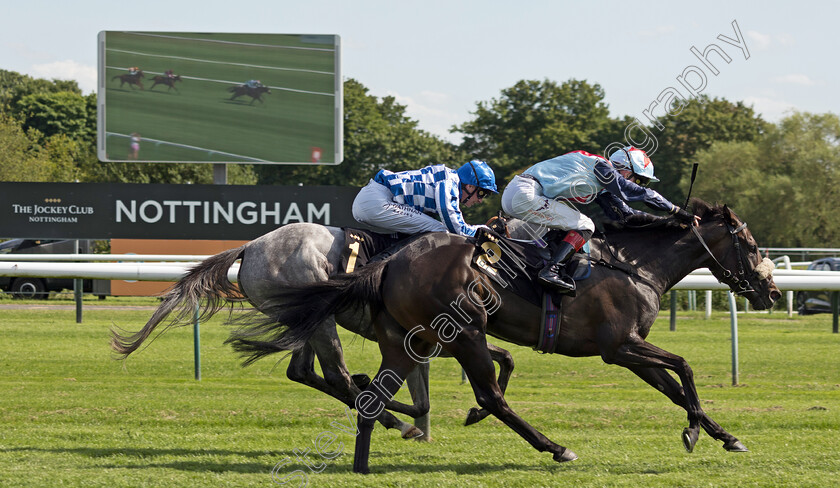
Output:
(693, 201), (781, 310)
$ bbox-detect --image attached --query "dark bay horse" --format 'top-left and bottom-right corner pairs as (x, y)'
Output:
(149, 75), (182, 91)
(227, 200), (781, 473)
(112, 71), (144, 90)
(228, 84), (270, 104)
(111, 223), (514, 440)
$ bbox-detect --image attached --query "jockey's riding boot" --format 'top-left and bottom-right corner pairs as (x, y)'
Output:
(538, 241), (577, 294)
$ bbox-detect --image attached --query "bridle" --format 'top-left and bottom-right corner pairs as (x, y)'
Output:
(691, 218), (760, 295)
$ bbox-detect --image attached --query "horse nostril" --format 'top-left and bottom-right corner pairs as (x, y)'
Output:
(770, 290), (782, 302)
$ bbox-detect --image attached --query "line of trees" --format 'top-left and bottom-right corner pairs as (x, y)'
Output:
(1, 69), (837, 246)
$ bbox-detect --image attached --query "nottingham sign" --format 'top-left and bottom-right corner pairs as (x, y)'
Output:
(0, 182), (358, 240)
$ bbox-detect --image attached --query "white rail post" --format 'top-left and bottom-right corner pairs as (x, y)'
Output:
(74, 240), (83, 323)
(782, 256), (793, 317)
(193, 304), (201, 381)
(705, 290), (712, 319)
(728, 291), (739, 386)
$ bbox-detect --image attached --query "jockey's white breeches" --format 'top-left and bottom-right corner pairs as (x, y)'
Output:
(352, 180), (448, 234)
(501, 175), (595, 233)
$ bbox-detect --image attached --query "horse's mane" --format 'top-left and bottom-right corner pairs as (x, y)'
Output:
(600, 198), (725, 241)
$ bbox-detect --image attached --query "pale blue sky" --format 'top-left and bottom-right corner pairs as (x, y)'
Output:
(2, 0), (836, 143)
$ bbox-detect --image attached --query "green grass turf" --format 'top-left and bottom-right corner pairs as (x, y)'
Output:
(102, 32), (337, 163)
(0, 305), (838, 487)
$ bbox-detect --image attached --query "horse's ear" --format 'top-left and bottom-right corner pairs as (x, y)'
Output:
(485, 212), (511, 238)
(722, 204), (736, 224)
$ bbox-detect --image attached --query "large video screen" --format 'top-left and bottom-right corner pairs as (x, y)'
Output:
(97, 31), (342, 164)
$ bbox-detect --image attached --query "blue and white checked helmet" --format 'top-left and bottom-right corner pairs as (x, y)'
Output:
(457, 160), (498, 193)
(609, 146), (659, 182)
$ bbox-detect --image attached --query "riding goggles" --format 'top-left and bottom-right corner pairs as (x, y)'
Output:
(476, 188), (491, 200)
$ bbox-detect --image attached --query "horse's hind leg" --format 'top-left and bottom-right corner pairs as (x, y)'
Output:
(453, 335), (577, 464)
(353, 312), (438, 473)
(629, 366), (747, 452)
(285, 325), (420, 438)
(308, 324), (422, 438)
(465, 343), (514, 426)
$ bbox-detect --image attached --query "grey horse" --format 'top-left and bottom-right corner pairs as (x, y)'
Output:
(111, 223), (515, 439)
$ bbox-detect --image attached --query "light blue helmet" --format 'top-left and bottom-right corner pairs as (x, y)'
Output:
(457, 160), (498, 194)
(609, 146), (659, 182)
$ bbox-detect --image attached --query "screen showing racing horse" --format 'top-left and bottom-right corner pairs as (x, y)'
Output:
(97, 31), (342, 164)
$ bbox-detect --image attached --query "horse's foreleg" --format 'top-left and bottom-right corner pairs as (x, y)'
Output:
(628, 366), (747, 452)
(465, 343), (515, 426)
(604, 338), (706, 452)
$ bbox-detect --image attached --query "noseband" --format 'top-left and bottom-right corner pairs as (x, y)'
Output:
(691, 219), (772, 296)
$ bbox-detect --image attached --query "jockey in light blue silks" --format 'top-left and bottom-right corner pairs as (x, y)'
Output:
(501, 146), (699, 294)
(352, 160), (497, 237)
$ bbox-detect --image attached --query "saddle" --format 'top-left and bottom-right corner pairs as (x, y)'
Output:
(471, 228), (591, 307)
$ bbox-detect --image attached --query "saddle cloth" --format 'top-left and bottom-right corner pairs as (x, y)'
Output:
(471, 228), (593, 354)
(340, 228), (413, 273)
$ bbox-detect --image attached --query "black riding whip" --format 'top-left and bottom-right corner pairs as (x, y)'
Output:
(683, 163), (699, 210)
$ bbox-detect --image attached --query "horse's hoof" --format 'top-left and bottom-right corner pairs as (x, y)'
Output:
(553, 448), (578, 463)
(353, 466), (370, 475)
(401, 425), (424, 440)
(464, 407), (482, 426)
(723, 440), (749, 452)
(682, 427), (699, 453)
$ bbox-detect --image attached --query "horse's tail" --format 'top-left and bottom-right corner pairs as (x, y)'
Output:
(225, 260), (388, 366)
(110, 246), (246, 358)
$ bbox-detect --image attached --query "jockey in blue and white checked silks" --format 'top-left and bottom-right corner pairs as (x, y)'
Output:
(352, 161), (497, 237)
(501, 146), (698, 293)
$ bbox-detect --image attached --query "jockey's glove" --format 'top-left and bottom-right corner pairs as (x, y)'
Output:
(671, 206), (696, 223)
